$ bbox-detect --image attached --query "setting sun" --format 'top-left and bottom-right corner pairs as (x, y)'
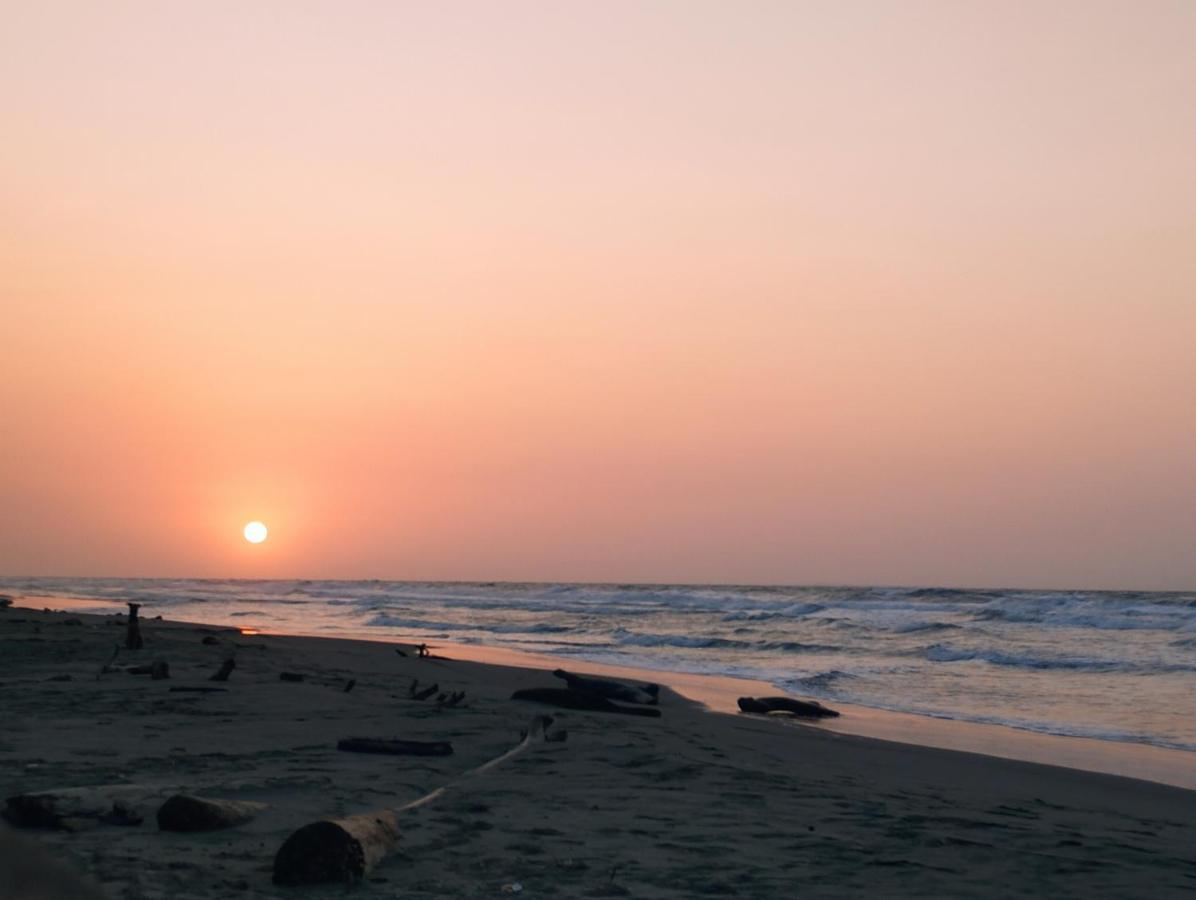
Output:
(243, 521), (268, 544)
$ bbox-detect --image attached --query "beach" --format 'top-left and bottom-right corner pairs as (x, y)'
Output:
(3, 604), (1195, 899)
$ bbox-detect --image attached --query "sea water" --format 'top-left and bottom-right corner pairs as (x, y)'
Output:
(4, 577), (1194, 752)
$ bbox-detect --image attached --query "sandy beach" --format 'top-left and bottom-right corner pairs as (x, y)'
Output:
(2, 604), (1195, 899)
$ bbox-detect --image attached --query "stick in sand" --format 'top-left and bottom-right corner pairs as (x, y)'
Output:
(125, 603), (143, 650)
(272, 715), (559, 885)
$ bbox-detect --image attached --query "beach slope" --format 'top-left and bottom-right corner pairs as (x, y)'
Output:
(2, 607), (1194, 898)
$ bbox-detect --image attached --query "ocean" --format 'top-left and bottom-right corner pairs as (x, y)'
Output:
(3, 577), (1194, 752)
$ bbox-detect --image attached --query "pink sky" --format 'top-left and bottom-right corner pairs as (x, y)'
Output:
(2, 2), (1194, 589)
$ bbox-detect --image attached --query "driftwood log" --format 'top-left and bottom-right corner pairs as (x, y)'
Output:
(511, 688), (662, 718)
(273, 716), (557, 885)
(552, 669), (659, 705)
(737, 696), (841, 718)
(279, 672), (305, 683)
(3, 786), (161, 831)
(156, 795), (266, 832)
(125, 603), (143, 650)
(336, 738), (452, 757)
(209, 658), (235, 682)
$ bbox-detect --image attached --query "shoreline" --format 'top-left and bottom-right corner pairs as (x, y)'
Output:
(12, 594), (1196, 791)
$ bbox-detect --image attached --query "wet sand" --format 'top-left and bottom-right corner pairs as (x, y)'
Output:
(2, 604), (1195, 898)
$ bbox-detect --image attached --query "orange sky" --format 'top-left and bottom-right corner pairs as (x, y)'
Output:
(2, 2), (1194, 589)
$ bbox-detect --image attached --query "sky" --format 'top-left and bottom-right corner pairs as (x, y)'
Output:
(2, 1), (1194, 590)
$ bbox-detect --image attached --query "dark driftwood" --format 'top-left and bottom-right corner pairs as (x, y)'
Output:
(273, 811), (400, 885)
(125, 603), (143, 650)
(343, 679), (357, 693)
(279, 672), (305, 682)
(737, 696), (841, 718)
(157, 795), (266, 832)
(552, 669), (659, 705)
(336, 738), (453, 757)
(4, 787), (151, 831)
(209, 658), (235, 682)
(122, 661), (170, 679)
(411, 682), (439, 701)
(511, 688), (662, 718)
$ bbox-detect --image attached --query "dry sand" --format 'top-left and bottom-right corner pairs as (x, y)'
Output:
(2, 605), (1195, 899)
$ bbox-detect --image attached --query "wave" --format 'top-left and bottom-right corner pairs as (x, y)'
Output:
(920, 642), (1196, 674)
(782, 670), (857, 691)
(364, 614), (572, 635)
(893, 621), (961, 634)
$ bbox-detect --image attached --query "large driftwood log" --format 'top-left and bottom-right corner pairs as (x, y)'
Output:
(3, 786), (161, 831)
(552, 669), (659, 705)
(511, 688), (662, 718)
(125, 603), (143, 650)
(336, 738), (452, 757)
(156, 795), (266, 832)
(737, 696), (841, 718)
(273, 811), (399, 885)
(273, 716), (556, 885)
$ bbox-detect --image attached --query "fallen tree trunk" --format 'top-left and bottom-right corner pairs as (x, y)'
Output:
(3, 786), (164, 831)
(552, 669), (659, 705)
(156, 795), (266, 832)
(336, 738), (452, 757)
(273, 715), (556, 885)
(737, 696), (840, 718)
(511, 688), (662, 718)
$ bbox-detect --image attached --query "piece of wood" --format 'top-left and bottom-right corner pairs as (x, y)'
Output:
(552, 669), (659, 705)
(736, 696), (840, 718)
(209, 658), (235, 682)
(411, 682), (438, 701)
(336, 738), (453, 757)
(125, 603), (143, 650)
(343, 678), (357, 693)
(279, 672), (305, 682)
(96, 645), (120, 680)
(156, 795), (266, 832)
(4, 786), (158, 831)
(121, 661), (170, 679)
(273, 810), (399, 885)
(511, 688), (662, 718)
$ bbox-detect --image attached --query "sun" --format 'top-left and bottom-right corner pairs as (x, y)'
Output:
(243, 521), (268, 544)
